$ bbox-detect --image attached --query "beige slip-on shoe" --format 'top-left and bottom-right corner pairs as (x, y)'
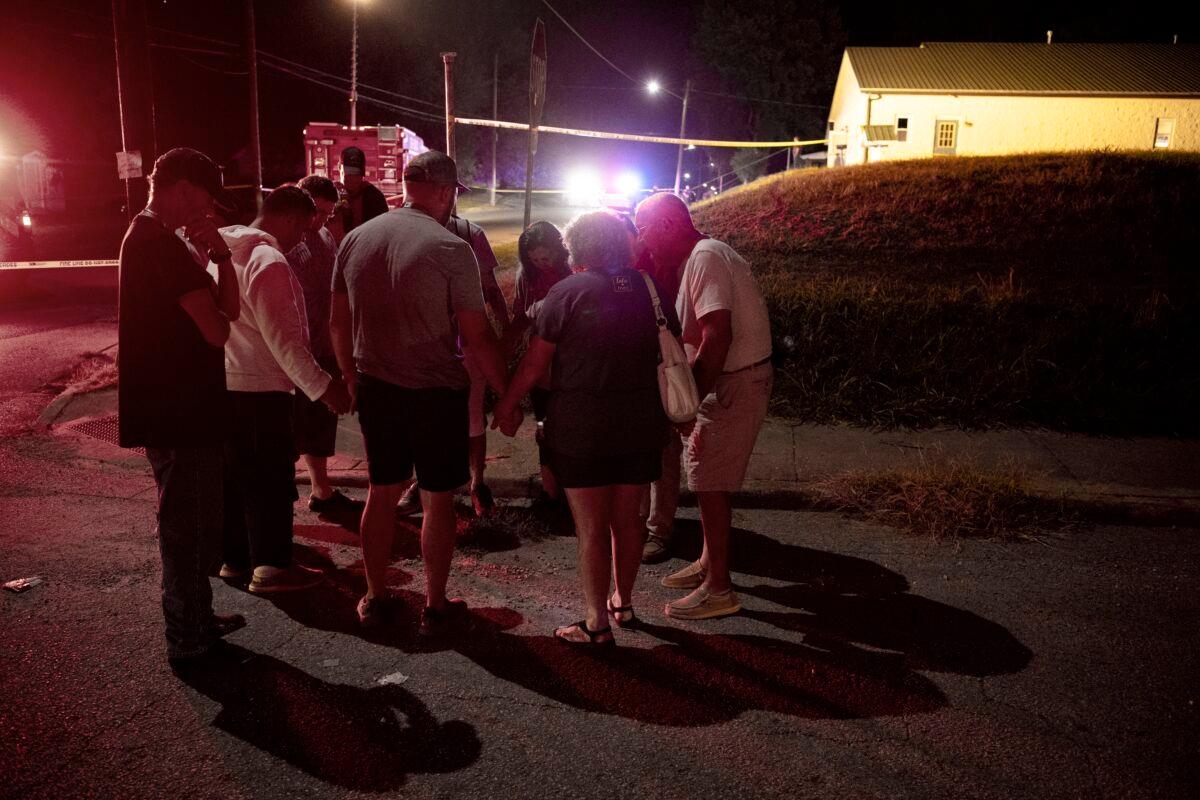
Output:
(664, 586), (741, 620)
(661, 560), (707, 589)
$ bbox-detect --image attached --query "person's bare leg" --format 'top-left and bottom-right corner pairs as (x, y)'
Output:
(361, 482), (402, 599)
(540, 464), (560, 501)
(302, 454), (333, 500)
(697, 490), (733, 593)
(609, 483), (648, 609)
(468, 435), (487, 490)
(419, 488), (458, 609)
(563, 486), (613, 631)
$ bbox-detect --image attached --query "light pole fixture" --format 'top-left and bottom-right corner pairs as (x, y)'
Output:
(645, 79), (661, 95)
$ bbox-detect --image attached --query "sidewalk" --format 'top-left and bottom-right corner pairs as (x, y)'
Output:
(45, 385), (1200, 521)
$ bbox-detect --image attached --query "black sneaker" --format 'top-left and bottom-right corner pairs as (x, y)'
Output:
(308, 489), (362, 515)
(419, 598), (469, 637)
(357, 594), (391, 629)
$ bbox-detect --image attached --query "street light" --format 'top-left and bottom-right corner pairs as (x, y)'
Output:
(348, 0), (369, 127)
(645, 78), (692, 194)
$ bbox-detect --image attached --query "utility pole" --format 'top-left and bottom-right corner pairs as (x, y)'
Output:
(491, 52), (498, 206)
(673, 78), (691, 195)
(244, 0), (262, 214)
(441, 52), (457, 159)
(111, 0), (156, 219)
(349, 0), (358, 127)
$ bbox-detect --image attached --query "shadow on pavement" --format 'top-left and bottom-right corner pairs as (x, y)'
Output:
(664, 519), (1032, 677)
(267, 516), (1029, 725)
(175, 644), (480, 791)
(455, 609), (947, 725)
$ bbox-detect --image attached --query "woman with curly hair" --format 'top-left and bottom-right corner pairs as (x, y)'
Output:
(493, 211), (680, 648)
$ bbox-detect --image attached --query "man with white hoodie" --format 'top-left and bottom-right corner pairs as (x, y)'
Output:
(215, 186), (352, 594)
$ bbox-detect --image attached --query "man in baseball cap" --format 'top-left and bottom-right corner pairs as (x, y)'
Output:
(339, 145), (388, 232)
(329, 149), (512, 633)
(118, 146), (246, 664)
(402, 150), (470, 192)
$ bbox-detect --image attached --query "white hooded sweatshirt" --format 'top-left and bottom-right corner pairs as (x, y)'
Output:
(212, 225), (332, 401)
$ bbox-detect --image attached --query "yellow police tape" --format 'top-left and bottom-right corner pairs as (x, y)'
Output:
(455, 117), (826, 149)
(0, 259), (118, 270)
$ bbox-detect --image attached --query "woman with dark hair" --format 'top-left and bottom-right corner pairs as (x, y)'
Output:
(493, 212), (680, 648)
(507, 221), (572, 509)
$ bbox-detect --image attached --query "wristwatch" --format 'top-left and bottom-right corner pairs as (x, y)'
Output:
(209, 249), (233, 262)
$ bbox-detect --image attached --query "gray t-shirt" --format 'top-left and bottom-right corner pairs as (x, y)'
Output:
(332, 207), (484, 389)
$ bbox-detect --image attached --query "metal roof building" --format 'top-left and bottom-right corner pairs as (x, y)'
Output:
(825, 42), (1200, 166)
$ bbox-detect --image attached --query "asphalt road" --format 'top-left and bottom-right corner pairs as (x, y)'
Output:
(2, 210), (1197, 799)
(1, 417), (1198, 798)
(456, 195), (581, 246)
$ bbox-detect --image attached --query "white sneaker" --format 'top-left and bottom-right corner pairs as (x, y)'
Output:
(248, 565), (323, 594)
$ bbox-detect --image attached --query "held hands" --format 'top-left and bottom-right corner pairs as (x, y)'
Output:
(490, 402), (524, 437)
(319, 379), (352, 415)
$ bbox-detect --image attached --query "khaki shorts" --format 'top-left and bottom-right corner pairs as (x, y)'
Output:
(684, 362), (772, 492)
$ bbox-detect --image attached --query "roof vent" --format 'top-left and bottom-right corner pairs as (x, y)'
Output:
(1046, 30), (1053, 44)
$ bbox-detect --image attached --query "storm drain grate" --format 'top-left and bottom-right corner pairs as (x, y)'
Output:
(63, 414), (145, 456)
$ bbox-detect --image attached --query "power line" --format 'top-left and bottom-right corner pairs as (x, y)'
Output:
(261, 61), (444, 123)
(257, 50), (444, 110)
(538, 0), (685, 99)
(690, 87), (829, 110)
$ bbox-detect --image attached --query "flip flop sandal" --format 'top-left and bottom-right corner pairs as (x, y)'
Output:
(554, 620), (615, 649)
(607, 595), (639, 628)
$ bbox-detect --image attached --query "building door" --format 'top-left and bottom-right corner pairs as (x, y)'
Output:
(934, 120), (958, 155)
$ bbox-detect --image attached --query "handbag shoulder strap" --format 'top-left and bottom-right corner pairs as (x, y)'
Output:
(640, 271), (669, 331)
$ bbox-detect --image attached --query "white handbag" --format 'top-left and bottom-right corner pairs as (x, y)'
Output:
(641, 272), (700, 423)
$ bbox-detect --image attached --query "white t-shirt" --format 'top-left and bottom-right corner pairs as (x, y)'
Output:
(676, 238), (772, 372)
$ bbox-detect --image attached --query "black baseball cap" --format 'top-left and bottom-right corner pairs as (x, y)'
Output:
(403, 150), (469, 192)
(341, 146), (366, 176)
(150, 147), (223, 198)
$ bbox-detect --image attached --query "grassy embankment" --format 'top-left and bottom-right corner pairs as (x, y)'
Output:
(690, 151), (1200, 436)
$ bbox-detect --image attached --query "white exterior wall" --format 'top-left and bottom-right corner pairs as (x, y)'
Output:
(825, 53), (861, 167)
(826, 62), (1200, 166)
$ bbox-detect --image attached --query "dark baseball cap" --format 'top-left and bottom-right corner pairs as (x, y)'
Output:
(341, 146), (366, 176)
(403, 150), (469, 191)
(150, 147), (223, 198)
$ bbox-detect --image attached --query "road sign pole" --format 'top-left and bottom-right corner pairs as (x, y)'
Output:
(524, 19), (546, 230)
(491, 52), (498, 206)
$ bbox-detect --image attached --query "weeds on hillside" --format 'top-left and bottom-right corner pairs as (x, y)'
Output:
(818, 460), (1076, 540)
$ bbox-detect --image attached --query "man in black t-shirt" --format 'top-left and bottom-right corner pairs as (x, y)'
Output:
(118, 147), (244, 664)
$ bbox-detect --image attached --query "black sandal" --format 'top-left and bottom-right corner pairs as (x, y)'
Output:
(554, 620), (615, 649)
(607, 595), (638, 628)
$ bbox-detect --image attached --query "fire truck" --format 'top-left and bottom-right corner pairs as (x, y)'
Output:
(302, 123), (429, 196)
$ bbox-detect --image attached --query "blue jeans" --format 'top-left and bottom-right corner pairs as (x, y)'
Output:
(146, 445), (224, 658)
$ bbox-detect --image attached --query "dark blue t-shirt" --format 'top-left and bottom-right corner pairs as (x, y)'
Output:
(533, 268), (680, 458)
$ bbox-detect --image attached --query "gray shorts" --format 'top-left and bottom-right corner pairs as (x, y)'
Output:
(684, 363), (772, 492)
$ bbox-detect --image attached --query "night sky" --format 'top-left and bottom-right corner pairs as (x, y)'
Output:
(1, 1), (1196, 192)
